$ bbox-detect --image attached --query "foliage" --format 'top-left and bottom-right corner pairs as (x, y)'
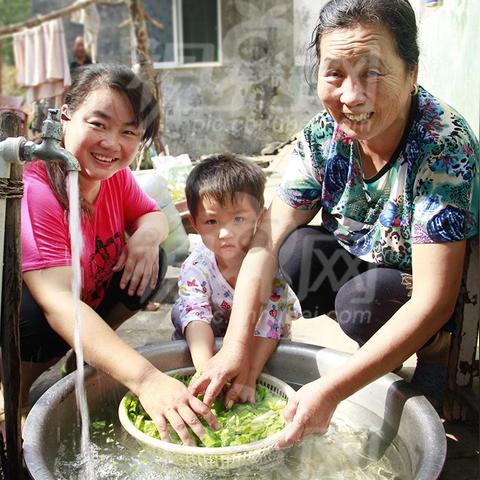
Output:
(1, 63), (26, 97)
(0, 0), (32, 65)
(124, 375), (287, 447)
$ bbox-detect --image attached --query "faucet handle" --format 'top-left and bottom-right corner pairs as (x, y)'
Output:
(41, 109), (63, 142)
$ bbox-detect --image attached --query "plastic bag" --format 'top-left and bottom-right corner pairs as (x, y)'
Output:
(151, 154), (193, 204)
(133, 169), (189, 265)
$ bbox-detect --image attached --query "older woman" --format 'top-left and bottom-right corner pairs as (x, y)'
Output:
(190, 0), (479, 446)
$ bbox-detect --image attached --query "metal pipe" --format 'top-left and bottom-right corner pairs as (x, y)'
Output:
(0, 108), (80, 479)
(0, 109), (80, 171)
(0, 110), (25, 480)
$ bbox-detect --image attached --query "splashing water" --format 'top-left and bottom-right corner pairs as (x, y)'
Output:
(67, 171), (95, 480)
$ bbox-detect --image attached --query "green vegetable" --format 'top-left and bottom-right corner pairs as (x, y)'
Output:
(124, 377), (287, 447)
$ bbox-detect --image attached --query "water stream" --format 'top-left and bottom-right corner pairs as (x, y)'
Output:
(67, 170), (94, 480)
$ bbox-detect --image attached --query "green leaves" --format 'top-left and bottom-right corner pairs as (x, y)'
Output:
(124, 379), (287, 447)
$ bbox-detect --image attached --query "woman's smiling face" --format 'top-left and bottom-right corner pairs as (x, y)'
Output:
(62, 86), (142, 187)
(317, 23), (417, 146)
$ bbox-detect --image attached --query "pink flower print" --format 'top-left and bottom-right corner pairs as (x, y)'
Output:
(267, 319), (280, 339)
(462, 144), (473, 157)
(187, 279), (198, 287)
(201, 281), (208, 293)
(270, 293), (281, 302)
(185, 305), (193, 313)
(269, 306), (278, 318)
(220, 300), (231, 311)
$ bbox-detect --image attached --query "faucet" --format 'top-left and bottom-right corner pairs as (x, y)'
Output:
(0, 109), (80, 172)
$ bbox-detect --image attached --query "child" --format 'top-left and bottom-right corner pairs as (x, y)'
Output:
(172, 154), (301, 395)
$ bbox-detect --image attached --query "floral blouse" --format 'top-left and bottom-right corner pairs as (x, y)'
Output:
(171, 243), (302, 340)
(278, 86), (479, 271)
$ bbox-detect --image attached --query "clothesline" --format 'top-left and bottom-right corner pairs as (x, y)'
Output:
(0, 0), (125, 40)
(13, 18), (71, 103)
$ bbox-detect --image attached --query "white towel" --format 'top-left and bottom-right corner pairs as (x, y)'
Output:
(13, 19), (71, 103)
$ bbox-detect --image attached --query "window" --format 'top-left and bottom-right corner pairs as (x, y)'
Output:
(147, 0), (221, 67)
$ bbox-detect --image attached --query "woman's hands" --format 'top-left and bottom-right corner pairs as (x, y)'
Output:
(276, 376), (339, 448)
(229, 336), (280, 405)
(188, 341), (248, 407)
(113, 211), (166, 297)
(188, 349), (340, 449)
(137, 368), (219, 446)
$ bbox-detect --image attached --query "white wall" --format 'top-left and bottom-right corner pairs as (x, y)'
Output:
(293, 0), (480, 139)
(411, 0), (480, 137)
(293, 0), (328, 66)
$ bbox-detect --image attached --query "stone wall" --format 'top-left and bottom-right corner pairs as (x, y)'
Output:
(32, 0), (322, 158)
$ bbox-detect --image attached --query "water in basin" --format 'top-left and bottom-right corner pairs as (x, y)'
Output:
(52, 396), (411, 479)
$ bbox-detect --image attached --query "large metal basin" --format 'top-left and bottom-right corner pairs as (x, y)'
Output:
(23, 341), (446, 479)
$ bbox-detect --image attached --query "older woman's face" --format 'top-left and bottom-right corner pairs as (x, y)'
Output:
(317, 24), (417, 144)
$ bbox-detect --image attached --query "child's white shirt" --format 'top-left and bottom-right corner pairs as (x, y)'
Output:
(171, 243), (302, 339)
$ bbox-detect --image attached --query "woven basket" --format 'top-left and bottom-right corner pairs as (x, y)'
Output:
(118, 367), (295, 470)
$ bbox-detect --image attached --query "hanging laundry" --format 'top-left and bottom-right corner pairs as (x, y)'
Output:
(13, 19), (71, 104)
(70, 2), (101, 63)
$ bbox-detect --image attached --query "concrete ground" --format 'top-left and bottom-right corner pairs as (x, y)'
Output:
(30, 145), (478, 478)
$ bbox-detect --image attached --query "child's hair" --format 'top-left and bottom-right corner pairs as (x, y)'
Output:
(186, 153), (266, 219)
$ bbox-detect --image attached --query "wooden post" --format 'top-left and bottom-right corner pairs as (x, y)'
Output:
(0, 110), (24, 480)
(127, 0), (165, 155)
(444, 237), (480, 422)
(0, 39), (3, 94)
(0, 0), (126, 40)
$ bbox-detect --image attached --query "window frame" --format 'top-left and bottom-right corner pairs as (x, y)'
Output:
(153, 0), (223, 69)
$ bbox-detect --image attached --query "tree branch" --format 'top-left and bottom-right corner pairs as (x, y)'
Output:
(0, 0), (126, 39)
(145, 14), (163, 31)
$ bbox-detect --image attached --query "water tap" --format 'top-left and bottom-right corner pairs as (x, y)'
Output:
(0, 109), (80, 172)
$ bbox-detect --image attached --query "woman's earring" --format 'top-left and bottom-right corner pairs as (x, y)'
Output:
(411, 84), (419, 96)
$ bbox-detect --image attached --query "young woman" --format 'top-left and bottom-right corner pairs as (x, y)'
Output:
(20, 64), (217, 444)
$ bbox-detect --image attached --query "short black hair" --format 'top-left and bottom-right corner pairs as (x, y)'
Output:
(186, 153), (266, 219)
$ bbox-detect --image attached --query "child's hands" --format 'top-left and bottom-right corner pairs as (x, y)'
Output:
(223, 336), (278, 406)
(189, 341), (248, 406)
(228, 373), (257, 406)
(213, 368), (256, 408)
